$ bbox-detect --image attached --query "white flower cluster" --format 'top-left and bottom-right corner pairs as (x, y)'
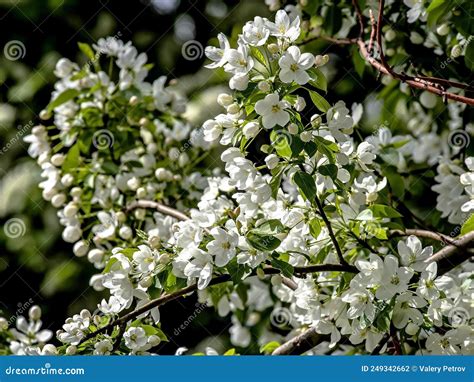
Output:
(3, 6), (471, 356)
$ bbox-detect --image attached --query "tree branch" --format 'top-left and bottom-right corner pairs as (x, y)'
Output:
(79, 264), (354, 346)
(126, 200), (190, 221)
(425, 230), (474, 274)
(307, 0), (474, 106)
(272, 327), (328, 355)
(389, 229), (458, 246)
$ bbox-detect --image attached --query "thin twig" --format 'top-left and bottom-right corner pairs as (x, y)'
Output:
(368, 9), (376, 54)
(314, 194), (349, 267)
(126, 200), (190, 221)
(389, 229), (459, 246)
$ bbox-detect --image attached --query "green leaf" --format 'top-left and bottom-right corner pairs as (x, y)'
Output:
(453, 1), (474, 35)
(260, 341), (281, 355)
(461, 214), (474, 235)
(465, 39), (474, 71)
(309, 218), (321, 239)
(307, 89), (331, 112)
(270, 165), (284, 199)
(324, 4), (342, 35)
(384, 167), (405, 198)
(369, 204), (403, 218)
(308, 68), (327, 92)
(352, 46), (366, 77)
(271, 256), (294, 278)
(226, 259), (248, 284)
(318, 163), (338, 178)
(78, 42), (95, 61)
(62, 143), (80, 172)
(47, 88), (79, 112)
(426, 0), (446, 12)
(224, 348), (237, 355)
(293, 171), (316, 202)
(253, 219), (286, 235)
(246, 232), (281, 252)
(250, 47), (267, 67)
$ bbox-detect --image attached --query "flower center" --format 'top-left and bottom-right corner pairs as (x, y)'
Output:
(290, 63), (299, 72)
(391, 275), (400, 285)
(272, 104), (281, 113)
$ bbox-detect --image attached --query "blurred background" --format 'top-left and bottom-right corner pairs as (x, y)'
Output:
(0, 0), (273, 354)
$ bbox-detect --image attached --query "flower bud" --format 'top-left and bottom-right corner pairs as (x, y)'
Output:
(451, 44), (462, 58)
(129, 95), (139, 105)
(134, 208), (146, 220)
(70, 187), (82, 197)
(119, 226), (133, 240)
(288, 123), (299, 135)
(73, 240), (89, 257)
(257, 81), (271, 92)
(51, 193), (66, 207)
(226, 103), (240, 114)
(300, 131), (313, 142)
(410, 32), (424, 45)
(42, 344), (58, 355)
(385, 29), (396, 42)
(159, 253), (170, 264)
(51, 153), (65, 167)
(436, 23), (450, 36)
(217, 93), (233, 107)
(88, 249), (104, 264)
(127, 177), (140, 191)
(268, 43), (279, 54)
(29, 306), (42, 321)
(294, 96), (306, 112)
(39, 110), (51, 120)
(178, 153), (189, 167)
(62, 225), (82, 243)
(62, 174), (74, 187)
(64, 203), (78, 218)
(265, 154), (279, 170)
(149, 235), (161, 249)
(311, 114), (322, 127)
(66, 345), (77, 355)
(139, 117), (148, 126)
(148, 335), (161, 347)
(243, 122), (260, 138)
(0, 318), (8, 331)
